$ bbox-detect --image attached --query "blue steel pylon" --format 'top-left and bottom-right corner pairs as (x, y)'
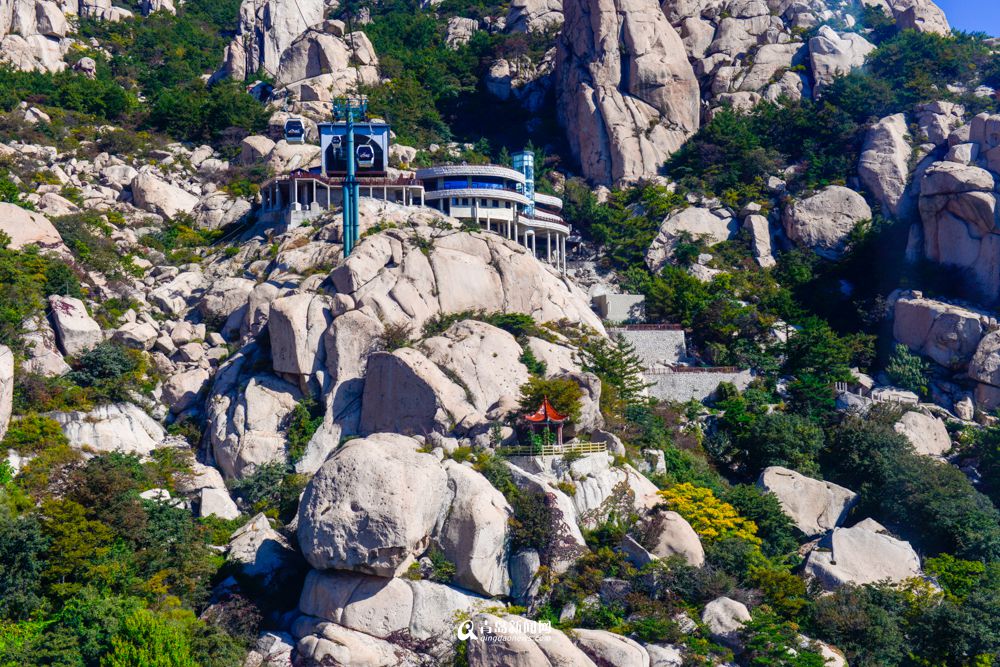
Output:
(333, 98), (367, 256)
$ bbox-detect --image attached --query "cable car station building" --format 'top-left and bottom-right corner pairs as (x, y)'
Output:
(259, 119), (570, 271)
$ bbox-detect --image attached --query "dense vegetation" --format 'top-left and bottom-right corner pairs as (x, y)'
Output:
(547, 23), (1000, 667)
(0, 440), (251, 666)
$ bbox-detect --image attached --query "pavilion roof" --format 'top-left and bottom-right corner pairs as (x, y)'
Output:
(524, 397), (566, 423)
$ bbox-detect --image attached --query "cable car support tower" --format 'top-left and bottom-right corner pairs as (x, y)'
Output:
(333, 97), (367, 256)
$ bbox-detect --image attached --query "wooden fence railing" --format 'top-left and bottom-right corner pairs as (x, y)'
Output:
(498, 441), (608, 457)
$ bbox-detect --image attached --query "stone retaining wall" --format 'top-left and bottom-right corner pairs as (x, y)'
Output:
(645, 367), (753, 403)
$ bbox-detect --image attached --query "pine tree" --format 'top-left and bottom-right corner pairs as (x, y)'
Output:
(581, 333), (651, 406)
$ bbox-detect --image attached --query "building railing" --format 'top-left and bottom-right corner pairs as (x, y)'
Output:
(644, 365), (744, 375)
(415, 164), (526, 182)
(280, 172), (422, 187)
(498, 440), (609, 457)
(610, 324), (685, 332)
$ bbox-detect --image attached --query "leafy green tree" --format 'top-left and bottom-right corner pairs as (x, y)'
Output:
(884, 344), (931, 396)
(809, 585), (908, 667)
(741, 412), (825, 476)
(881, 454), (1000, 562)
(925, 553), (987, 601)
(67, 453), (148, 542)
(822, 411), (910, 492)
(751, 568), (810, 619)
(724, 485), (800, 557)
(783, 317), (857, 384)
(518, 376), (584, 423)
(0, 509), (49, 619)
(39, 499), (115, 599)
(102, 609), (197, 667)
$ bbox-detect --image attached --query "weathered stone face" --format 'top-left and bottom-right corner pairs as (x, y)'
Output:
(555, 0), (700, 185)
(859, 113), (913, 218)
(782, 186), (873, 259)
(757, 466), (858, 537)
(296, 434), (513, 596)
(803, 519), (922, 589)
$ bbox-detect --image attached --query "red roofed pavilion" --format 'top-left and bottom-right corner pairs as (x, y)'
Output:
(524, 397), (566, 447)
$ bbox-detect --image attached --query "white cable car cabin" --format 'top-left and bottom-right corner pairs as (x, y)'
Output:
(356, 143), (375, 168)
(284, 117), (306, 144)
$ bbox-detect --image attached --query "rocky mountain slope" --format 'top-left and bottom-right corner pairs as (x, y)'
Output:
(1, 0), (1000, 665)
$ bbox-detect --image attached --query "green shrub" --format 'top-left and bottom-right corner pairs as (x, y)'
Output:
(884, 344), (931, 397)
(425, 547), (457, 584)
(509, 490), (554, 554)
(66, 342), (151, 404)
(519, 346), (547, 377)
(741, 412), (825, 477)
(230, 463), (305, 523)
(53, 212), (139, 280)
(285, 399), (323, 465)
(0, 240), (84, 348)
(741, 608), (826, 667)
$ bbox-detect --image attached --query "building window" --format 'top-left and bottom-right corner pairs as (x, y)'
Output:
(505, 201), (511, 208)
(492, 199), (499, 207)
(462, 198), (470, 206)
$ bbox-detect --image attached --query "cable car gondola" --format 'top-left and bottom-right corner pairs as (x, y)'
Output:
(284, 116), (306, 144)
(356, 143), (375, 169)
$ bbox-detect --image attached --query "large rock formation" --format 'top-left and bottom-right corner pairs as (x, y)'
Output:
(803, 519), (921, 589)
(894, 410), (952, 457)
(0, 0), (72, 72)
(221, 0), (326, 79)
(919, 116), (1000, 302)
(296, 434), (512, 596)
(892, 292), (990, 370)
(808, 26), (875, 94)
(51, 403), (168, 456)
(330, 225), (604, 333)
(969, 331), (1000, 409)
(465, 613), (650, 666)
(207, 344), (303, 479)
(506, 0), (563, 33)
(0, 203), (64, 250)
(758, 466), (858, 537)
(859, 113), (913, 218)
(783, 186), (872, 259)
(0, 346), (12, 441)
(662, 0), (814, 110)
(206, 219), (606, 479)
(359, 320), (530, 436)
(645, 206), (738, 273)
(273, 23), (380, 102)
(48, 295), (102, 357)
(555, 0), (699, 185)
(297, 569), (493, 650)
(640, 507), (705, 566)
(701, 596), (750, 650)
(878, 0), (951, 35)
(130, 170), (200, 219)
